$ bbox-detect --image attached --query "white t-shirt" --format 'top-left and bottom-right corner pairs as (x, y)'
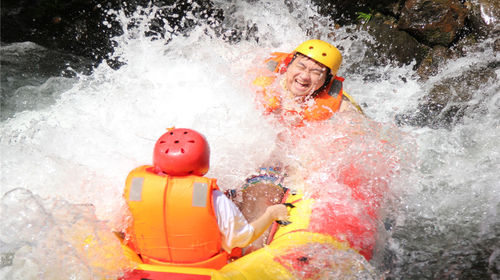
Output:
(212, 190), (254, 252)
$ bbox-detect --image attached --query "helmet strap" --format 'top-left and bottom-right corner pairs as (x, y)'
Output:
(311, 70), (332, 98)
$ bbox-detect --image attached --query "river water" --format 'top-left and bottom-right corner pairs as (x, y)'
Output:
(1, 1), (498, 279)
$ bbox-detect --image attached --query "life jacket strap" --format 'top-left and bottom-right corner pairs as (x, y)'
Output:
(328, 78), (343, 97)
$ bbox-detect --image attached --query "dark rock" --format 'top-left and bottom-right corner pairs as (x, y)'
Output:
(1, 0), (497, 132)
(416, 45), (451, 79)
(362, 13), (430, 67)
(450, 33), (479, 56)
(0, 0), (226, 67)
(312, 0), (369, 25)
(1, 0), (120, 66)
(0, 42), (93, 120)
(395, 63), (498, 128)
(378, 0), (405, 17)
(467, 0), (500, 39)
(311, 0), (403, 24)
(398, 0), (468, 46)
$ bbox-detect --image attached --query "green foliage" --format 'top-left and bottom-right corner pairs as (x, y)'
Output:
(356, 11), (372, 25)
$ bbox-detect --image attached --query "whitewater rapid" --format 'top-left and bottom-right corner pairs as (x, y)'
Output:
(1, 1), (498, 279)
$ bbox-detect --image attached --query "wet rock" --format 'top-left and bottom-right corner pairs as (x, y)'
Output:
(467, 0), (500, 38)
(398, 0), (468, 46)
(362, 13), (430, 67)
(450, 33), (479, 56)
(312, 0), (403, 24)
(0, 0), (225, 66)
(380, 0), (405, 17)
(417, 31), (487, 80)
(416, 45), (452, 79)
(0, 0), (120, 65)
(0, 42), (95, 120)
(312, 0), (367, 24)
(395, 63), (498, 128)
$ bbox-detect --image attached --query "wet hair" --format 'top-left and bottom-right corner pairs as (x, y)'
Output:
(288, 53), (333, 98)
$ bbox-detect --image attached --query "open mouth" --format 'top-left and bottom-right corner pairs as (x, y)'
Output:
(294, 79), (310, 90)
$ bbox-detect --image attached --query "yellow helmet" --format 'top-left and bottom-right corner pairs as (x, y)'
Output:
(294, 39), (342, 75)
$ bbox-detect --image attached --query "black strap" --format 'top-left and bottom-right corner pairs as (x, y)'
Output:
(327, 79), (343, 97)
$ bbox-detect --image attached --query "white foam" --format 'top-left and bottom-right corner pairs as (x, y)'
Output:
(1, 0), (498, 278)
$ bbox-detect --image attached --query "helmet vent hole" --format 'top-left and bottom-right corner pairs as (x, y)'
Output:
(181, 148), (185, 153)
(164, 149), (169, 154)
(188, 140), (195, 143)
(322, 53), (327, 56)
(159, 141), (165, 144)
(309, 46), (314, 50)
(184, 131), (188, 134)
(188, 170), (194, 174)
(170, 132), (174, 135)
(174, 140), (179, 143)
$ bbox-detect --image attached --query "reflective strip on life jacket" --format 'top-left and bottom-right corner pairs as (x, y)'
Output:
(124, 165), (226, 267)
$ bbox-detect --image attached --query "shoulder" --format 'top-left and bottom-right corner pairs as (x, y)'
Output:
(339, 99), (359, 113)
(213, 190), (229, 204)
(213, 190), (241, 216)
(339, 90), (364, 114)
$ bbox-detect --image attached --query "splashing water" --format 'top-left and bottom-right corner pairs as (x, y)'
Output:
(0, 188), (132, 279)
(1, 0), (499, 279)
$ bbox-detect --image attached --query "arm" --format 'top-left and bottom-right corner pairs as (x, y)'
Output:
(339, 90), (364, 114)
(248, 204), (288, 244)
(339, 99), (361, 113)
(213, 191), (287, 252)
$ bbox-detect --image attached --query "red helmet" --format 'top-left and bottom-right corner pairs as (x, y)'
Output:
(153, 128), (210, 176)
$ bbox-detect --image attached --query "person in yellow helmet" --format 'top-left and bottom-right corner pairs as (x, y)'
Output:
(253, 39), (363, 126)
(231, 40), (365, 251)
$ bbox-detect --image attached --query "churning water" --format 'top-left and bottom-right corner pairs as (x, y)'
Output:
(1, 1), (498, 279)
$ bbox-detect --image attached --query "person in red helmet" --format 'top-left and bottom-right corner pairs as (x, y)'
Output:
(123, 128), (288, 268)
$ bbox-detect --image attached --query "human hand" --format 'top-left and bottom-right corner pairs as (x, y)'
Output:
(266, 204), (288, 221)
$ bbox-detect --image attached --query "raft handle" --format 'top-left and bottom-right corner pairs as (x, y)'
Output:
(276, 220), (292, 226)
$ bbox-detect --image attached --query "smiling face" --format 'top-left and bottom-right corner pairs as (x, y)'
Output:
(285, 54), (328, 100)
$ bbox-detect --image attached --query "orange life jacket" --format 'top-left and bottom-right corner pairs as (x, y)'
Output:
(123, 165), (228, 269)
(252, 52), (345, 124)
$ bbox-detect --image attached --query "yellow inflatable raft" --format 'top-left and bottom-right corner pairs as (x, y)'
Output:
(119, 190), (373, 280)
